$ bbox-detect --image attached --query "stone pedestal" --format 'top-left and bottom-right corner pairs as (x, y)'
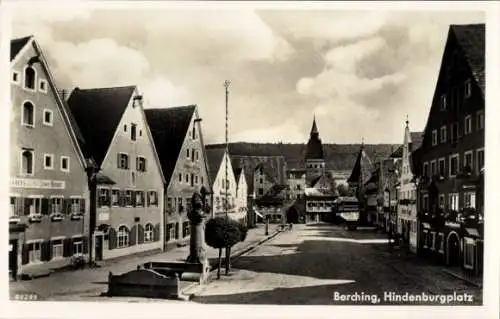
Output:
(186, 191), (210, 284)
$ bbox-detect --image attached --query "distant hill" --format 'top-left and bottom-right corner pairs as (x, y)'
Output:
(206, 142), (400, 172)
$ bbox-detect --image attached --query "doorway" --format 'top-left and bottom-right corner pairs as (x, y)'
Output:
(9, 239), (17, 279)
(447, 232), (460, 266)
(95, 235), (103, 261)
(286, 207), (299, 224)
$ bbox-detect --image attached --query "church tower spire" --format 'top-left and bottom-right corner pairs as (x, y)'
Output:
(305, 116), (325, 186)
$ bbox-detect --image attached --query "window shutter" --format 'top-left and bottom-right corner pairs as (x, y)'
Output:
(130, 225), (137, 246)
(132, 191), (137, 207)
(63, 238), (72, 257)
(23, 198), (32, 215)
(175, 223), (179, 239)
(107, 190), (112, 206)
(97, 190), (102, 208)
(147, 191), (151, 207)
(118, 190), (124, 207)
(65, 198), (72, 214)
(154, 223), (160, 242)
(166, 224), (171, 241)
(41, 198), (49, 215)
(117, 153), (121, 169)
(136, 157), (139, 171)
(108, 228), (117, 250)
(80, 199), (86, 214)
(15, 197), (23, 216)
(22, 244), (29, 265)
(41, 241), (51, 261)
(126, 155), (130, 169)
(138, 224), (144, 244)
(83, 236), (89, 254)
(144, 158), (147, 172)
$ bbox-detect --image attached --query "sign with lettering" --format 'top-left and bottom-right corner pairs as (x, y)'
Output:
(10, 178), (66, 190)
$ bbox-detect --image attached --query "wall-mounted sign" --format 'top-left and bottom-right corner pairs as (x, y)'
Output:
(10, 178), (66, 190)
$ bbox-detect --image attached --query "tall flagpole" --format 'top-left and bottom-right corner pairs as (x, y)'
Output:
(224, 80), (231, 218)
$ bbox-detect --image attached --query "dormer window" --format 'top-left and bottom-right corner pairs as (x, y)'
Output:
(24, 66), (36, 90)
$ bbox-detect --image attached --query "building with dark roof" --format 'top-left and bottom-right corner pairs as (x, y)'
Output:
(9, 36), (90, 278)
(145, 105), (211, 247)
(68, 85), (166, 261)
(305, 116), (326, 186)
(415, 24), (484, 275)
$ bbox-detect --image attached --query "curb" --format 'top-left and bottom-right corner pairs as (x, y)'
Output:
(442, 269), (482, 288)
(181, 228), (283, 296)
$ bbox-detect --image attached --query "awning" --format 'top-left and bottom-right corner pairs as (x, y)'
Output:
(465, 228), (480, 237)
(253, 207), (264, 218)
(422, 222), (431, 229)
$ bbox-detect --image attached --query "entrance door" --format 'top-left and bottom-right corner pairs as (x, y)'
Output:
(95, 235), (103, 261)
(9, 239), (17, 278)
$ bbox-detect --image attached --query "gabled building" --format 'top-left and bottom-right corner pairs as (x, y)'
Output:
(234, 167), (248, 224)
(206, 148), (238, 220)
(145, 105), (212, 248)
(68, 86), (165, 260)
(396, 120), (423, 253)
(302, 117), (338, 224)
(415, 24), (484, 275)
(347, 144), (374, 224)
(9, 36), (89, 278)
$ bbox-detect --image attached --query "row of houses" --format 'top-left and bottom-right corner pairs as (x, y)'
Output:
(350, 23), (485, 276)
(8, 35), (255, 279)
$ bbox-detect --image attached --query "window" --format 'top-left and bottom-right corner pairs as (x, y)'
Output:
(44, 154), (54, 170)
(258, 188), (264, 195)
(139, 130), (142, 137)
(195, 151), (199, 161)
(118, 153), (129, 169)
(464, 79), (471, 98)
(438, 233), (445, 253)
(124, 124), (127, 132)
(125, 190), (133, 206)
(12, 71), (20, 84)
(144, 224), (154, 242)
(195, 175), (199, 184)
(21, 149), (34, 176)
(136, 156), (147, 172)
(24, 66), (36, 90)
(187, 149), (190, 158)
(71, 198), (80, 214)
(432, 130), (437, 146)
(201, 176), (204, 184)
(476, 149), (484, 172)
(51, 197), (63, 214)
(22, 101), (35, 127)
(464, 115), (472, 135)
(73, 238), (83, 255)
(179, 173), (182, 182)
(167, 197), (173, 210)
(28, 241), (42, 263)
(464, 191), (476, 209)
(422, 194), (429, 210)
(192, 126), (196, 139)
(259, 178), (263, 184)
(39, 79), (47, 93)
(439, 194), (445, 209)
(440, 126), (447, 143)
(477, 110), (484, 130)
(51, 239), (63, 259)
(449, 193), (459, 211)
(24, 197), (42, 216)
(117, 226), (130, 248)
(178, 197), (183, 212)
(131, 123), (137, 141)
(148, 191), (158, 206)
(449, 154), (459, 177)
(98, 188), (110, 207)
(136, 191), (144, 207)
(438, 158), (445, 176)
(185, 174), (189, 183)
(440, 94), (447, 110)
(463, 238), (475, 269)
(43, 109), (53, 126)
(422, 162), (428, 177)
(111, 189), (120, 206)
(191, 148), (195, 162)
(430, 160), (436, 177)
(60, 156), (70, 172)
(464, 151), (473, 169)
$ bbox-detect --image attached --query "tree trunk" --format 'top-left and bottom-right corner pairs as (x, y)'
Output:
(225, 246), (231, 275)
(217, 248), (222, 279)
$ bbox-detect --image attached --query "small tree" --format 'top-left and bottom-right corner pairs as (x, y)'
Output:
(205, 217), (241, 279)
(337, 183), (350, 197)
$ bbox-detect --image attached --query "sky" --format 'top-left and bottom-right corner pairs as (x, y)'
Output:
(9, 3), (485, 145)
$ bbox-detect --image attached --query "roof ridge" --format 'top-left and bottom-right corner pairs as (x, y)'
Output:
(146, 105), (197, 111)
(74, 85), (136, 92)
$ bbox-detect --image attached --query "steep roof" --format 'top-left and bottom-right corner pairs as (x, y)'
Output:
(450, 24), (485, 94)
(10, 35), (32, 61)
(230, 155), (287, 193)
(409, 131), (423, 152)
(234, 167), (244, 184)
(347, 147), (373, 185)
(305, 117), (324, 160)
(206, 148), (226, 186)
(67, 86), (136, 167)
(144, 105), (196, 185)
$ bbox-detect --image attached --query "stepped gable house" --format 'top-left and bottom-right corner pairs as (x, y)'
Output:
(67, 86), (165, 260)
(9, 36), (90, 278)
(145, 105), (211, 247)
(415, 24), (484, 275)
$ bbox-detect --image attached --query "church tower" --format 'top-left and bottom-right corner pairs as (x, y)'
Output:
(305, 116), (326, 186)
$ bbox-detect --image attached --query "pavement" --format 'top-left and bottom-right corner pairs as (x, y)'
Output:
(9, 223), (281, 301)
(189, 223), (483, 305)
